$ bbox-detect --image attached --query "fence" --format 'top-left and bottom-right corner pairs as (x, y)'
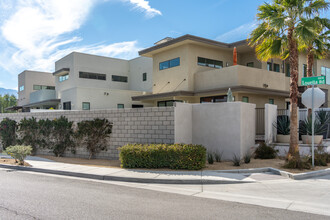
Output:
(0, 107), (175, 159)
(256, 108), (265, 135)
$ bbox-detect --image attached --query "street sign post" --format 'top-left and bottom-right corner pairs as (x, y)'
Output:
(301, 77), (326, 168)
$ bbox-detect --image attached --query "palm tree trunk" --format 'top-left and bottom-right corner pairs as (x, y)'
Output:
(307, 46), (314, 117)
(287, 27), (301, 163)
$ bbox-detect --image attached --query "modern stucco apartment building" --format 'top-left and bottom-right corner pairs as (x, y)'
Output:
(133, 34), (330, 109)
(16, 34), (330, 111)
(17, 52), (153, 111)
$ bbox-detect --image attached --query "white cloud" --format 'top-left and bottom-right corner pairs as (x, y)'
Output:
(126, 0), (162, 18)
(216, 21), (257, 43)
(0, 0), (142, 75)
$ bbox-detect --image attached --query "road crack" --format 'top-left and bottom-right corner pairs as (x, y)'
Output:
(0, 204), (40, 219)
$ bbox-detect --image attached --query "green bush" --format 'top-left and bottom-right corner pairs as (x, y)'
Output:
(232, 154), (241, 166)
(76, 118), (112, 159)
(254, 142), (277, 159)
(119, 144), (206, 170)
(0, 118), (17, 150)
(207, 153), (214, 164)
(5, 145), (32, 165)
(17, 117), (39, 154)
(308, 146), (330, 166)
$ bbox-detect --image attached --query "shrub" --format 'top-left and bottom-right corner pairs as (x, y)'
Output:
(214, 151), (223, 162)
(308, 146), (330, 166)
(232, 154), (241, 166)
(273, 115), (290, 135)
(0, 118), (17, 150)
(207, 153), (214, 164)
(51, 117), (75, 157)
(119, 144), (206, 170)
(76, 118), (113, 159)
(17, 117), (39, 154)
(5, 145), (32, 165)
(284, 155), (311, 170)
(299, 115), (327, 136)
(254, 142), (277, 159)
(244, 152), (251, 164)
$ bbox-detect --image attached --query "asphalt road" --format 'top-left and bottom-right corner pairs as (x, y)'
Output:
(0, 169), (328, 220)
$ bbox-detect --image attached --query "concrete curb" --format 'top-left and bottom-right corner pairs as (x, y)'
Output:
(0, 164), (252, 185)
(1, 163), (329, 183)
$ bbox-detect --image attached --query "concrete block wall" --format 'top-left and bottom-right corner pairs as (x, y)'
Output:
(0, 107), (175, 159)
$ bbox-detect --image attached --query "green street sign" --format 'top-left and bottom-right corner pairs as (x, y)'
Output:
(301, 76), (326, 86)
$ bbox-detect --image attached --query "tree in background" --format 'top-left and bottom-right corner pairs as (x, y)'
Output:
(0, 94), (17, 113)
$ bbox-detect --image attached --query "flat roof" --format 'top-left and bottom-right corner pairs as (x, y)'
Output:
(139, 34), (249, 57)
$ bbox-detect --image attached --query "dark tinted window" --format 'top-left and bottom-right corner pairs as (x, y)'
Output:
(112, 75), (128, 83)
(79, 72), (106, 80)
(198, 57), (223, 69)
(274, 63), (280, 72)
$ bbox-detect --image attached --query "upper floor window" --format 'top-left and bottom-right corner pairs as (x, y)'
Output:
(112, 75), (128, 83)
(157, 100), (183, 107)
(303, 64), (307, 77)
(33, 85), (55, 90)
(267, 62), (272, 71)
(82, 102), (90, 110)
(321, 66), (330, 84)
(19, 85), (24, 92)
(247, 62), (254, 67)
(274, 63), (280, 72)
(159, 57), (180, 70)
(286, 64), (290, 77)
(143, 72), (147, 81)
(79, 72), (106, 80)
(242, 96), (249, 103)
(269, 99), (274, 104)
(59, 74), (69, 82)
(198, 57), (223, 69)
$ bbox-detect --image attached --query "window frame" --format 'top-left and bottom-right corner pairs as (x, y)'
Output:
(274, 63), (280, 72)
(82, 102), (90, 110)
(59, 74), (69, 82)
(159, 57), (180, 70)
(198, 57), (223, 69)
(247, 62), (254, 67)
(112, 75), (128, 83)
(269, 99), (275, 104)
(117, 104), (124, 109)
(142, 72), (147, 81)
(79, 72), (106, 81)
(19, 85), (25, 92)
(242, 96), (249, 103)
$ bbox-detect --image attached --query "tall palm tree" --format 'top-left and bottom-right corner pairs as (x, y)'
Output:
(249, 0), (329, 167)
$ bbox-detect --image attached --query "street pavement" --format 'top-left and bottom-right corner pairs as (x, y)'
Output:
(0, 169), (329, 220)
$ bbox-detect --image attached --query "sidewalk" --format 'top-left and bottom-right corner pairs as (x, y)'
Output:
(0, 154), (289, 184)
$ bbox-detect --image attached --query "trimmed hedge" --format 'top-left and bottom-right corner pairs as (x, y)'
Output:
(119, 144), (206, 170)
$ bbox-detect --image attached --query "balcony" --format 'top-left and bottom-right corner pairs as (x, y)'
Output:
(29, 90), (56, 104)
(194, 65), (290, 96)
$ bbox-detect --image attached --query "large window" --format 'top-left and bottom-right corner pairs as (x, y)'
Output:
(59, 74), (69, 82)
(157, 100), (183, 107)
(321, 66), (330, 84)
(200, 95), (228, 103)
(63, 102), (71, 110)
(19, 85), (24, 92)
(82, 102), (90, 110)
(303, 64), (307, 77)
(79, 72), (106, 80)
(274, 63), (280, 72)
(198, 57), (223, 69)
(142, 72), (147, 81)
(112, 75), (128, 83)
(33, 85), (55, 90)
(247, 62), (254, 67)
(286, 64), (290, 77)
(267, 62), (272, 71)
(159, 57), (180, 70)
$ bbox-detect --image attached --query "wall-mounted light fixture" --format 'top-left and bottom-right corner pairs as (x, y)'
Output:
(263, 84), (269, 88)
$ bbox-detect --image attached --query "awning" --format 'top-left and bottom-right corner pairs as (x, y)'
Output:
(53, 68), (70, 76)
(23, 99), (61, 108)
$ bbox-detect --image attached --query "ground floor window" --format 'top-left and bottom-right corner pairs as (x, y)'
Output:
(247, 62), (254, 67)
(157, 100), (182, 107)
(63, 102), (71, 110)
(200, 95), (227, 103)
(82, 102), (90, 110)
(269, 99), (274, 104)
(242, 96), (249, 103)
(117, 104), (124, 109)
(132, 104), (143, 108)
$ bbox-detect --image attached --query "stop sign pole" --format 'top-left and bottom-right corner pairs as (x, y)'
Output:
(301, 76), (326, 168)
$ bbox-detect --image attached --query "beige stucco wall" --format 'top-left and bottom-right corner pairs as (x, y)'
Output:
(18, 70), (55, 106)
(128, 57), (153, 92)
(174, 102), (256, 160)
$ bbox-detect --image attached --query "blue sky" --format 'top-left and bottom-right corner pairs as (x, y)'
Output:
(0, 0), (326, 91)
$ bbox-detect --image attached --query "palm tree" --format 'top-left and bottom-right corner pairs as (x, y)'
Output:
(298, 17), (330, 78)
(249, 0), (329, 167)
